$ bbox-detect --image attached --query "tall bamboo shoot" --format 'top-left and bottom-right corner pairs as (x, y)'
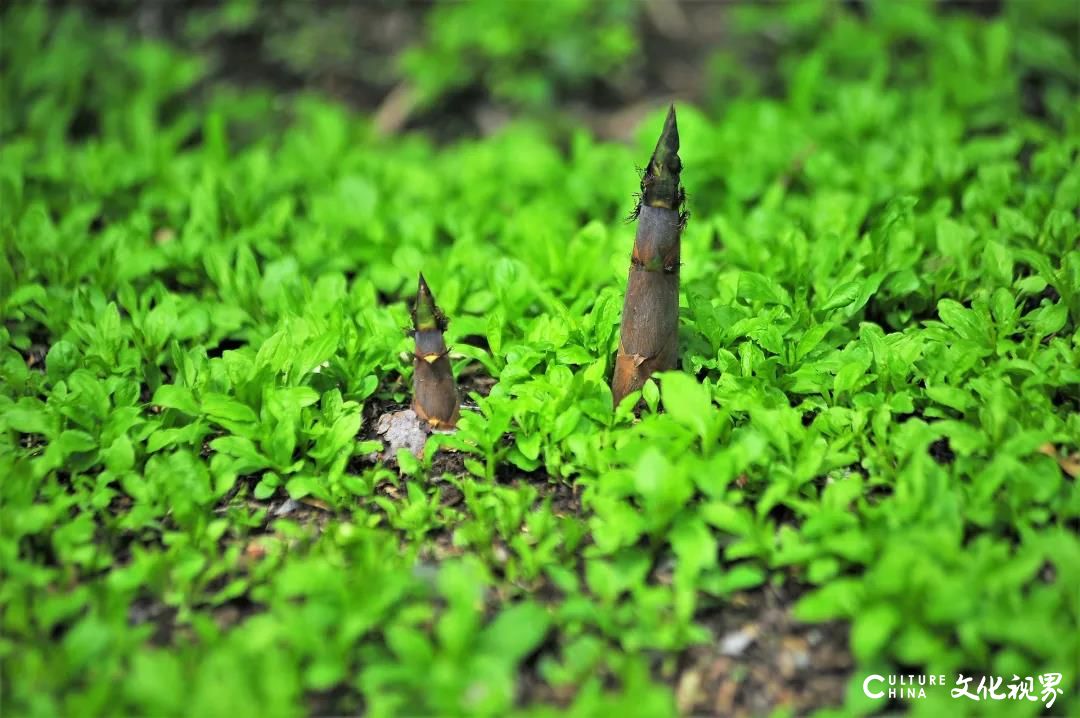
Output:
(612, 105), (686, 406)
(412, 273), (460, 428)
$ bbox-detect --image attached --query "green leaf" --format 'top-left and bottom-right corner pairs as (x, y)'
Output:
(659, 372), (712, 440)
(796, 323), (832, 361)
(926, 384), (972, 412)
(103, 435), (135, 473)
(284, 476), (319, 499)
(45, 340), (80, 383)
(57, 429), (98, 455)
(833, 361), (867, 396)
(397, 448), (422, 476)
(515, 432), (541, 461)
(4, 400), (53, 436)
(700, 502), (754, 536)
(479, 601), (551, 662)
(642, 377), (660, 413)
(708, 564), (765, 594)
(201, 393), (258, 425)
(936, 217), (975, 259)
(820, 281), (861, 312)
(68, 370), (110, 420)
(4, 283), (46, 310)
(1031, 302), (1067, 336)
(738, 272), (791, 307)
(851, 603), (901, 661)
(152, 385), (200, 416)
(386, 624), (434, 665)
(210, 435), (270, 472)
(670, 517), (717, 576)
(253, 474), (280, 500)
(792, 579), (863, 621)
(937, 299), (985, 344)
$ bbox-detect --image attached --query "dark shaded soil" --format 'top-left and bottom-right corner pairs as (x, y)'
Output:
(307, 685), (365, 718)
(506, 578), (851, 716)
(128, 595), (179, 645)
(928, 437), (956, 465)
(673, 582), (852, 716)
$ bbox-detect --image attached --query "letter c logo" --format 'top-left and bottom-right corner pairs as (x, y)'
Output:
(863, 674), (885, 699)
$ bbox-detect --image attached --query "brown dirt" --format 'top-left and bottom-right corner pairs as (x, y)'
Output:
(673, 582), (852, 717)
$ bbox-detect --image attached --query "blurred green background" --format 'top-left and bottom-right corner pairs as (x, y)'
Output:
(14, 0), (1077, 141)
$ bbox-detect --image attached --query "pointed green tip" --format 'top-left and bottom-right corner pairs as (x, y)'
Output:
(642, 104), (682, 209)
(655, 104), (679, 159)
(413, 273), (446, 332)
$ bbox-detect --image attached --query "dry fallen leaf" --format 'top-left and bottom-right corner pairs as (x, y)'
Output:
(1038, 443), (1080, 477)
(299, 496), (331, 512)
(244, 542), (267, 561)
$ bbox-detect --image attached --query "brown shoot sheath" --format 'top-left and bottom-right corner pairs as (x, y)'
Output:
(612, 105), (685, 406)
(412, 273), (460, 428)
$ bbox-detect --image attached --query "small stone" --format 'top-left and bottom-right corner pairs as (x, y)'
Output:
(374, 409), (428, 461)
(274, 498), (300, 517)
(778, 636), (810, 677)
(720, 625), (758, 656)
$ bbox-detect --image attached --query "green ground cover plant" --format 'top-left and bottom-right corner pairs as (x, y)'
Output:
(1, 1), (1078, 716)
(400, 0), (640, 110)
